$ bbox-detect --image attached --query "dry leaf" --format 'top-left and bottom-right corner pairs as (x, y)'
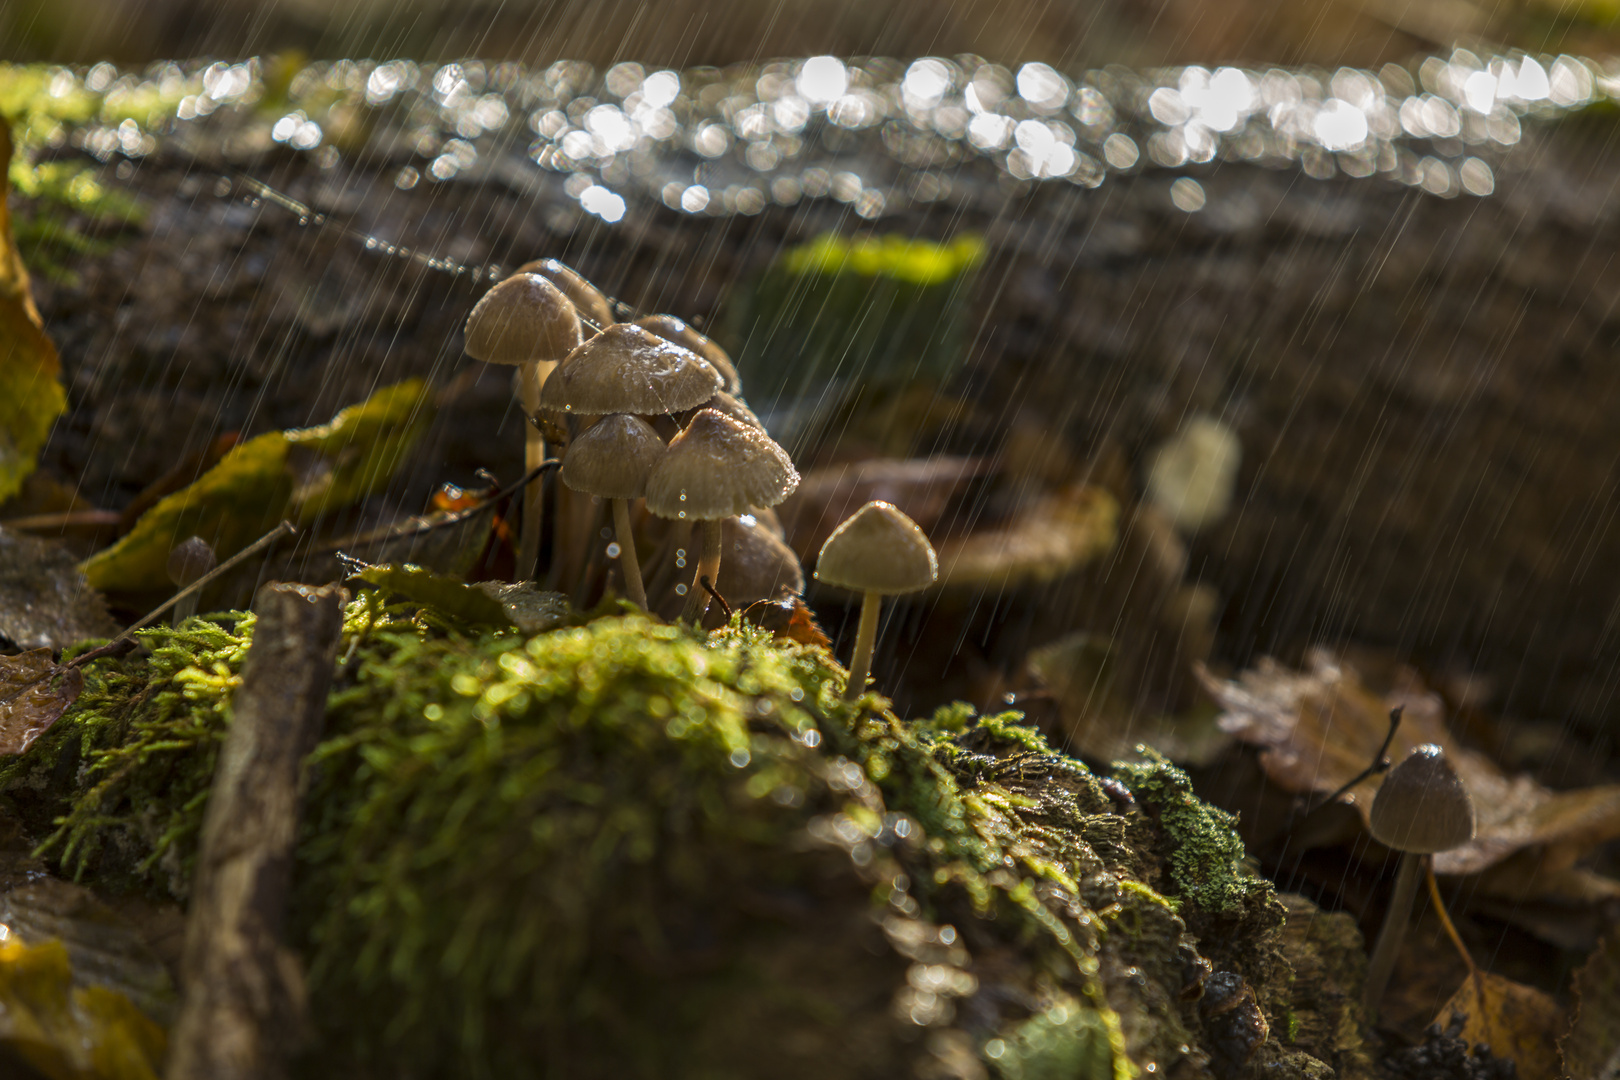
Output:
(0, 526), (118, 650)
(1199, 651), (1620, 880)
(1562, 929), (1620, 1080)
(0, 647), (82, 756)
(779, 455), (993, 558)
(1432, 971), (1562, 1080)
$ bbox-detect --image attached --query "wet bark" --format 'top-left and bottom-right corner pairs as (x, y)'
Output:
(166, 582), (345, 1080)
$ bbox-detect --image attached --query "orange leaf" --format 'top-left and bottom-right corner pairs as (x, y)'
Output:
(1432, 971), (1562, 1080)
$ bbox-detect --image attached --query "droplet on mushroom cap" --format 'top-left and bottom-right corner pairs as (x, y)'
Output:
(464, 273), (583, 365)
(636, 314), (741, 394)
(560, 414), (666, 501)
(1369, 744), (1476, 854)
(815, 501), (938, 595)
(541, 323), (723, 416)
(515, 258), (616, 328)
(644, 408), (798, 521)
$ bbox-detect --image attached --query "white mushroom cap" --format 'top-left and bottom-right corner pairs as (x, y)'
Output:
(814, 501), (938, 595)
(1369, 744), (1476, 854)
(560, 414), (667, 500)
(464, 274), (582, 365)
(644, 408), (799, 521)
(635, 314), (741, 394)
(515, 258), (616, 328)
(540, 323), (722, 416)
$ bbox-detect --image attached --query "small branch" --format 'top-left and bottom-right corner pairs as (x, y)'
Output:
(1304, 705), (1404, 818)
(699, 576), (733, 619)
(126, 521), (298, 638)
(166, 582), (346, 1080)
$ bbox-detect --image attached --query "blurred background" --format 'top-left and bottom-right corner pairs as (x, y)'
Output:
(5, 0), (1620, 69)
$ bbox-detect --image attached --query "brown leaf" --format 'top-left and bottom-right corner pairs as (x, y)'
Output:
(0, 526), (118, 651)
(1199, 650), (1620, 879)
(1561, 929), (1620, 1080)
(0, 648), (82, 756)
(1432, 971), (1562, 1080)
(779, 455), (993, 559)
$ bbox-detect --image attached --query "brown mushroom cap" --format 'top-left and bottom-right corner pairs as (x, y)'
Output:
(674, 391), (763, 432)
(560, 414), (667, 500)
(644, 408), (799, 521)
(515, 258), (616, 328)
(166, 536), (217, 588)
(717, 515), (805, 605)
(541, 323), (723, 416)
(1369, 744), (1476, 854)
(636, 314), (741, 393)
(465, 274), (583, 365)
(814, 501), (939, 595)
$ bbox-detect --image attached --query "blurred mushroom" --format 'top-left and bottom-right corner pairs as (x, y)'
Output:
(635, 314), (741, 393)
(167, 536), (217, 626)
(673, 391), (763, 432)
(814, 501), (938, 701)
(705, 515), (804, 624)
(559, 414), (666, 610)
(464, 273), (583, 580)
(645, 409), (799, 622)
(516, 258), (616, 329)
(1362, 744), (1476, 1017)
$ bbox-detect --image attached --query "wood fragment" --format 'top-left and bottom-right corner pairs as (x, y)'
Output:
(166, 582), (345, 1080)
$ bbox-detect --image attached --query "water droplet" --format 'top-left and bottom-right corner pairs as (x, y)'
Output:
(674, 583), (688, 596)
(606, 542), (621, 558)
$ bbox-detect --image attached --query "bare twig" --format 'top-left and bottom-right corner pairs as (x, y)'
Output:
(1304, 705), (1404, 817)
(699, 576), (733, 619)
(166, 582), (346, 1080)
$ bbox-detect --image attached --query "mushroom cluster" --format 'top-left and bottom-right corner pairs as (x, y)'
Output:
(463, 264), (802, 619)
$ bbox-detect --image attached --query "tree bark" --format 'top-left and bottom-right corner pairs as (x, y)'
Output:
(166, 582), (345, 1080)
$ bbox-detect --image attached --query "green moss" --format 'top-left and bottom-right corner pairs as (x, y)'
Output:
(989, 996), (1115, 1080)
(3, 609), (1312, 1077)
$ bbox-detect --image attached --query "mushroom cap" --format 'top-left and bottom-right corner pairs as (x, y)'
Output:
(560, 414), (667, 500)
(717, 514), (805, 606)
(1369, 744), (1476, 854)
(515, 258), (616, 328)
(644, 408), (799, 521)
(465, 274), (583, 366)
(636, 314), (741, 393)
(540, 323), (723, 416)
(166, 536), (217, 588)
(814, 501), (939, 595)
(675, 391), (763, 432)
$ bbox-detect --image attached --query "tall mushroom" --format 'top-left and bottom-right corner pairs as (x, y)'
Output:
(636, 314), (742, 394)
(559, 414), (665, 610)
(645, 409), (799, 622)
(464, 273), (583, 581)
(814, 501), (938, 701)
(516, 258), (616, 330)
(1361, 743), (1476, 1016)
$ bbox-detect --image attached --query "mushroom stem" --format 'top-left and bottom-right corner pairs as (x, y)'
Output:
(681, 520), (723, 622)
(517, 361), (546, 581)
(842, 590), (882, 701)
(611, 498), (648, 610)
(173, 594), (200, 628)
(1362, 850), (1426, 1017)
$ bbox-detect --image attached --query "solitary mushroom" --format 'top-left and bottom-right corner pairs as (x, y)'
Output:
(635, 314), (742, 394)
(645, 409), (799, 622)
(559, 414), (666, 610)
(167, 536), (217, 626)
(464, 273), (583, 580)
(1361, 744), (1476, 1016)
(814, 501), (938, 701)
(516, 258), (616, 329)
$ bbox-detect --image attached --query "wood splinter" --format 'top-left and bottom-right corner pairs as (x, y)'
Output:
(166, 582), (346, 1080)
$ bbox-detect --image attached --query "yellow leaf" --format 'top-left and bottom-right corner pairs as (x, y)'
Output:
(1433, 970), (1562, 1080)
(0, 936), (165, 1080)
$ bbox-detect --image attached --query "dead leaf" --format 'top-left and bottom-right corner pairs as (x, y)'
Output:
(0, 648), (82, 756)
(932, 484), (1118, 591)
(0, 525), (117, 650)
(1432, 971), (1562, 1080)
(0, 118), (68, 505)
(778, 455), (993, 558)
(1199, 650), (1620, 881)
(1562, 929), (1620, 1080)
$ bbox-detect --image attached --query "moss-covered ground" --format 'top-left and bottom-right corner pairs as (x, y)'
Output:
(0, 599), (1367, 1079)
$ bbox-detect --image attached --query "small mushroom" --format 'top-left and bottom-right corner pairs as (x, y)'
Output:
(635, 314), (741, 394)
(167, 536), (217, 626)
(673, 391), (763, 432)
(515, 258), (616, 329)
(644, 408), (799, 622)
(559, 414), (666, 610)
(541, 323), (722, 417)
(813, 501), (938, 701)
(1361, 743), (1476, 1017)
(464, 273), (584, 580)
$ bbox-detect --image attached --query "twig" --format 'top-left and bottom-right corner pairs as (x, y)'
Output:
(63, 637), (138, 670)
(166, 582), (346, 1080)
(124, 521), (298, 639)
(699, 576), (733, 619)
(1305, 706), (1404, 817)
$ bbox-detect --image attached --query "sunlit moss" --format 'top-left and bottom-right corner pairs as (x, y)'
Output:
(779, 232), (986, 286)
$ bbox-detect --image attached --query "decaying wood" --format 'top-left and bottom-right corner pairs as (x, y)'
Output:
(166, 582), (345, 1080)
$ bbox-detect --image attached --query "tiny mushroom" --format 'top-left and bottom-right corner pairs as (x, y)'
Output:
(516, 258), (616, 330)
(644, 408), (799, 622)
(464, 273), (583, 580)
(1361, 743), (1476, 1017)
(166, 536), (217, 626)
(635, 314), (742, 394)
(814, 501), (938, 701)
(559, 414), (666, 610)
